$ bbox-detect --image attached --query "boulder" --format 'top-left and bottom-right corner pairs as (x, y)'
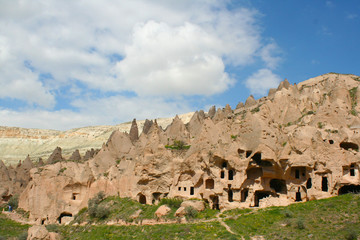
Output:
(180, 200), (205, 212)
(155, 205), (171, 218)
(27, 225), (60, 240)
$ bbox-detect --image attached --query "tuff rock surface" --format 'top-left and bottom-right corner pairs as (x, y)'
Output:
(2, 73), (360, 225)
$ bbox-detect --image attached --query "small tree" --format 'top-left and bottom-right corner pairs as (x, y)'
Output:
(8, 195), (19, 210)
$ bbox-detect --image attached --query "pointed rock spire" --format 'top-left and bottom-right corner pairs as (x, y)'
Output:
(69, 149), (82, 161)
(22, 154), (34, 170)
(142, 119), (153, 135)
(208, 106), (216, 119)
(236, 102), (244, 109)
(245, 95), (256, 108)
(129, 118), (139, 142)
(224, 104), (232, 116)
(46, 147), (64, 164)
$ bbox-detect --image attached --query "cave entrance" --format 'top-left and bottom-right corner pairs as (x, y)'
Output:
(340, 142), (359, 151)
(205, 179), (214, 189)
(350, 164), (355, 176)
(228, 170), (234, 180)
(306, 178), (312, 189)
(57, 212), (72, 224)
(228, 189), (233, 202)
(211, 196), (220, 210)
(270, 179), (287, 193)
(139, 194), (146, 204)
(338, 185), (360, 195)
(190, 187), (194, 196)
(241, 188), (249, 202)
(322, 177), (328, 192)
(152, 192), (161, 205)
(295, 187), (302, 202)
(254, 191), (273, 207)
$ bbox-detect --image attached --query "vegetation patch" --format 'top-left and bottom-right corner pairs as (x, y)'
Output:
(165, 140), (191, 150)
(0, 213), (29, 239)
(349, 87), (358, 116)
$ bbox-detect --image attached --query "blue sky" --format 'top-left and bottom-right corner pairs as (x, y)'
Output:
(0, 0), (359, 130)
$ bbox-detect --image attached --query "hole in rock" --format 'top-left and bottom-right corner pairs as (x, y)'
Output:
(340, 142), (359, 151)
(205, 179), (214, 189)
(322, 177), (328, 192)
(338, 185), (360, 195)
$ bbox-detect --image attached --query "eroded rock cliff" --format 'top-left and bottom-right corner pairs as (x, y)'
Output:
(7, 73), (360, 224)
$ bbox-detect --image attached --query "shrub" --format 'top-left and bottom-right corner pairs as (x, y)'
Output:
(283, 209), (293, 218)
(296, 218), (305, 229)
(317, 122), (324, 129)
(185, 206), (198, 219)
(95, 205), (110, 219)
(88, 191), (108, 219)
(345, 229), (357, 240)
(8, 195), (19, 210)
(159, 198), (183, 209)
(46, 224), (60, 233)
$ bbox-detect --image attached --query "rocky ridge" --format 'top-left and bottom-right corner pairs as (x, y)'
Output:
(0, 113), (194, 165)
(1, 73), (360, 225)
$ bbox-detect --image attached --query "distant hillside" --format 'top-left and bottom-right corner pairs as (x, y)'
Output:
(0, 112), (194, 165)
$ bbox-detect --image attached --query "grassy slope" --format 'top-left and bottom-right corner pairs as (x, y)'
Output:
(1, 194), (359, 239)
(224, 193), (360, 240)
(0, 213), (29, 239)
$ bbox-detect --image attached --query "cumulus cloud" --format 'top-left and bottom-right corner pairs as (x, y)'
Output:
(260, 42), (282, 69)
(116, 21), (234, 96)
(0, 0), (282, 129)
(245, 69), (281, 96)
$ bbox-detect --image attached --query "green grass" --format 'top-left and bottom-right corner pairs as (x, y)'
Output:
(0, 213), (29, 239)
(225, 193), (360, 239)
(57, 222), (236, 240)
(1, 194), (360, 239)
(74, 196), (187, 224)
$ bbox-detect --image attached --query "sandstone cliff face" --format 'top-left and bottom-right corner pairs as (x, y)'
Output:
(15, 73), (360, 224)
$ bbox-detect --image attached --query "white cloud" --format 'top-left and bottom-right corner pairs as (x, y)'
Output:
(0, 0), (282, 129)
(260, 42), (282, 69)
(116, 21), (234, 96)
(245, 69), (281, 96)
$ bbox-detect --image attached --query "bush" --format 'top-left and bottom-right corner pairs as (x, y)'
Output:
(8, 195), (19, 210)
(345, 228), (357, 240)
(88, 191), (109, 220)
(46, 224), (60, 233)
(283, 209), (293, 218)
(159, 198), (183, 209)
(185, 206), (198, 219)
(296, 218), (305, 229)
(95, 205), (110, 219)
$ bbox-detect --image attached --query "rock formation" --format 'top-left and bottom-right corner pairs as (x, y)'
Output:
(129, 119), (139, 142)
(8, 73), (360, 225)
(0, 113), (194, 165)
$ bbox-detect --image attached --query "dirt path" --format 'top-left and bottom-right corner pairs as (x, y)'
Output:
(216, 212), (236, 235)
(1, 210), (35, 225)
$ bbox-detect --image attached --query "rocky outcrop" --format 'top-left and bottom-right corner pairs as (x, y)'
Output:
(0, 113), (194, 165)
(69, 149), (81, 162)
(46, 147), (63, 164)
(129, 119), (139, 142)
(14, 73), (360, 225)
